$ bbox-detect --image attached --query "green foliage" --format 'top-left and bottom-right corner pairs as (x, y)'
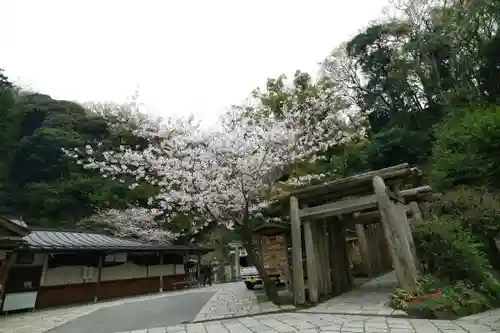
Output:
(413, 216), (500, 301)
(328, 141), (369, 177)
(429, 187), (500, 270)
(391, 277), (495, 318)
(431, 106), (500, 190)
(0, 79), (155, 230)
(365, 128), (432, 170)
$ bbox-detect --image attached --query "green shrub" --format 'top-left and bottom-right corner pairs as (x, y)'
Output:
(411, 280), (492, 318)
(413, 216), (500, 301)
(431, 105), (500, 190)
(365, 127), (432, 170)
(391, 276), (494, 318)
(429, 186), (500, 270)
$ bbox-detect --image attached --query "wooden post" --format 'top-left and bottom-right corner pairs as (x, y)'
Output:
(303, 219), (319, 303)
(394, 203), (421, 271)
(185, 251), (194, 286)
(283, 233), (293, 292)
(159, 252), (164, 292)
(322, 221), (332, 295)
(331, 223), (351, 293)
(234, 246), (240, 281)
(373, 176), (418, 293)
(354, 223), (373, 277)
(0, 251), (18, 307)
(409, 201), (423, 225)
(376, 222), (394, 270)
(340, 226), (354, 287)
(94, 254), (104, 303)
(370, 224), (384, 274)
(312, 221), (326, 297)
(328, 222), (341, 295)
(39, 254), (49, 287)
(290, 196), (306, 305)
(196, 253), (202, 287)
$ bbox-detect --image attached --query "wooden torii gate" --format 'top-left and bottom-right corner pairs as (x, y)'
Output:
(277, 163), (436, 305)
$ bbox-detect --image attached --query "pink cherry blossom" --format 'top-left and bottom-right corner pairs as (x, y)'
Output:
(66, 78), (362, 240)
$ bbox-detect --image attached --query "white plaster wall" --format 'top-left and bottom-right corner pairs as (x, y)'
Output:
(148, 264), (185, 276)
(42, 263), (185, 286)
(101, 262), (147, 281)
(43, 266), (90, 286)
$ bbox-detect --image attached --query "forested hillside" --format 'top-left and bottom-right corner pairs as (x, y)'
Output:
(0, 70), (156, 232)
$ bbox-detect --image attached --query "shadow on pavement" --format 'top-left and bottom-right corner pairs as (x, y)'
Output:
(45, 291), (215, 333)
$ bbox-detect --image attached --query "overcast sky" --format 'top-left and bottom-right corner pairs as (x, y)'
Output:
(3, 0), (389, 125)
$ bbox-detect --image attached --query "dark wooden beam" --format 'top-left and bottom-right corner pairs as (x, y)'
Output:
(300, 186), (432, 221)
(276, 164), (422, 204)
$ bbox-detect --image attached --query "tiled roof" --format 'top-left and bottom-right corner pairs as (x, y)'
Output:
(9, 218), (29, 229)
(20, 230), (212, 253)
(0, 216), (30, 237)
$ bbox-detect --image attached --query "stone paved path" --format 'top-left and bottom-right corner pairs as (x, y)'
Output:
(458, 308), (500, 331)
(2, 274), (499, 333)
(116, 312), (498, 332)
(113, 272), (499, 332)
(0, 286), (220, 333)
(303, 271), (407, 316)
(193, 282), (294, 322)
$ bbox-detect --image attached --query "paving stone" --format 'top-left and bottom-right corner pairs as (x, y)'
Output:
(192, 282), (293, 322)
(152, 312), (497, 333)
(147, 328), (168, 333)
(166, 325), (188, 332)
(302, 272), (404, 318)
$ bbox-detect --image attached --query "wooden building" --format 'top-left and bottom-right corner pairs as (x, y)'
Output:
(0, 218), (212, 313)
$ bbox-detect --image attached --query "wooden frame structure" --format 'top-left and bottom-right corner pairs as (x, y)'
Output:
(275, 163), (436, 305)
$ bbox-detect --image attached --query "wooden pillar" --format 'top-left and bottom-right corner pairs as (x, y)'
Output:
(303, 219), (318, 303)
(159, 252), (164, 292)
(322, 221), (332, 295)
(409, 201), (423, 225)
(312, 221), (326, 297)
(283, 233), (293, 292)
(234, 246), (240, 281)
(0, 251), (18, 307)
(375, 223), (393, 270)
(39, 254), (49, 287)
(394, 203), (421, 271)
(370, 224), (384, 274)
(290, 196), (306, 305)
(354, 223), (373, 277)
(183, 251), (188, 282)
(328, 222), (340, 295)
(340, 226), (354, 287)
(373, 176), (418, 293)
(94, 254), (104, 303)
(196, 253), (202, 287)
(330, 223), (352, 294)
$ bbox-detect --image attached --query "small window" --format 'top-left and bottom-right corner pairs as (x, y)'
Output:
(83, 266), (94, 280)
(16, 252), (34, 265)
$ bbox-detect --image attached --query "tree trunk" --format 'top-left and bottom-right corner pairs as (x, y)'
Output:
(238, 223), (278, 302)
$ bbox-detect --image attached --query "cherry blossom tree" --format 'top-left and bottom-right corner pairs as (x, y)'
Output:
(66, 78), (362, 299)
(86, 207), (180, 242)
